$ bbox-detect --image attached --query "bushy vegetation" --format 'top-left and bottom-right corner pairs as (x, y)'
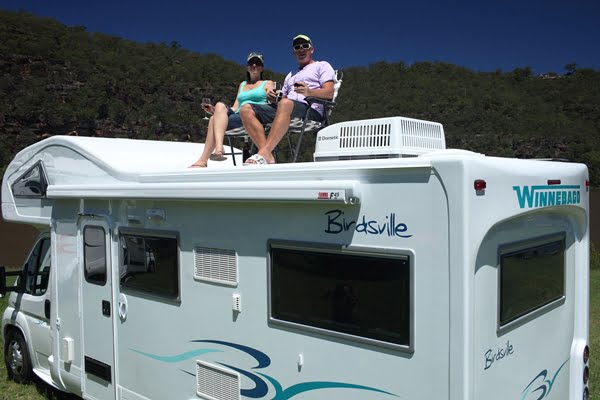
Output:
(1, 10), (600, 182)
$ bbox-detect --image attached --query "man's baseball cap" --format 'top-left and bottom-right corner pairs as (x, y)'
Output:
(292, 34), (312, 45)
(247, 52), (264, 63)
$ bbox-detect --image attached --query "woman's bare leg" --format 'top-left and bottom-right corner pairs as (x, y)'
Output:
(189, 116), (216, 167)
(211, 102), (229, 157)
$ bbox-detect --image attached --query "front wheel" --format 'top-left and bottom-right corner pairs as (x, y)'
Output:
(4, 330), (33, 383)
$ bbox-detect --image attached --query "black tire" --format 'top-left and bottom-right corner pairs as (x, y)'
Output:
(4, 330), (33, 383)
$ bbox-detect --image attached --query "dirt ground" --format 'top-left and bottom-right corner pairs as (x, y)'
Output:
(0, 191), (598, 267)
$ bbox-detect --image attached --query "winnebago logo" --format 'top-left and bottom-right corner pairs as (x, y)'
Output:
(513, 185), (581, 209)
(324, 209), (412, 238)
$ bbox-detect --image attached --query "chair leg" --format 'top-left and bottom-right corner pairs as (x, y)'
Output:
(226, 135), (237, 166)
(292, 124), (309, 163)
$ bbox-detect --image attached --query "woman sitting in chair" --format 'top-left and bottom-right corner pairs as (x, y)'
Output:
(189, 52), (274, 167)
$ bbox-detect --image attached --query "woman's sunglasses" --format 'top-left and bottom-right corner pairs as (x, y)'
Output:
(247, 60), (263, 67)
(293, 43), (312, 51)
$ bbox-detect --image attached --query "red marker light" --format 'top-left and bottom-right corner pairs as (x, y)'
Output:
(547, 179), (561, 185)
(474, 180), (486, 191)
(586, 180), (590, 192)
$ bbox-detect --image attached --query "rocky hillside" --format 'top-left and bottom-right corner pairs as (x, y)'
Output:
(1, 10), (599, 182)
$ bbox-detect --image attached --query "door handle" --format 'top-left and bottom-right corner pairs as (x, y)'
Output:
(118, 293), (128, 321)
(102, 300), (111, 317)
(44, 299), (51, 319)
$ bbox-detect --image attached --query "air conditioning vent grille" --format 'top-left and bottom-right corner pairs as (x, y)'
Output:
(193, 247), (237, 286)
(196, 361), (240, 400)
(339, 123), (391, 149)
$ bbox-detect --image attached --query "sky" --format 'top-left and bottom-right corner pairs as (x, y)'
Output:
(1, 0), (599, 75)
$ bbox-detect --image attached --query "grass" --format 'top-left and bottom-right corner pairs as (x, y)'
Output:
(0, 277), (76, 400)
(1, 245), (599, 399)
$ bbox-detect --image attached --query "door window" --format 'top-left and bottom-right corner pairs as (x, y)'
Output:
(84, 226), (107, 285)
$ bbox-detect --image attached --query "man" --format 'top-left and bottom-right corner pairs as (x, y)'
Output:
(240, 34), (336, 164)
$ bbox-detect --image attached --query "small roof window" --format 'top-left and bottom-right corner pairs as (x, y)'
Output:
(12, 160), (48, 198)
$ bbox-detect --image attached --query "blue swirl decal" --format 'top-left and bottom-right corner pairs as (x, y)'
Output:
(130, 348), (221, 363)
(190, 339), (271, 369)
(521, 359), (569, 400)
(259, 372), (397, 399)
(222, 364), (269, 398)
(132, 339), (396, 398)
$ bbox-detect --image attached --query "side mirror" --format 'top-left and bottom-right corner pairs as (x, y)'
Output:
(0, 266), (26, 296)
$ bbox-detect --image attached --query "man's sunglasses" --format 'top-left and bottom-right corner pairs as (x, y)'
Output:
(247, 60), (263, 66)
(293, 43), (312, 51)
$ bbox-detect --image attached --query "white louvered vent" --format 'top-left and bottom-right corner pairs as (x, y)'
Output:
(314, 116), (446, 161)
(196, 361), (240, 400)
(339, 122), (392, 149)
(193, 247), (238, 286)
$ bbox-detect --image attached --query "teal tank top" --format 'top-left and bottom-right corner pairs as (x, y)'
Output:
(235, 81), (268, 113)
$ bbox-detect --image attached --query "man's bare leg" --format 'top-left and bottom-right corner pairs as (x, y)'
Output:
(255, 99), (294, 163)
(240, 104), (268, 150)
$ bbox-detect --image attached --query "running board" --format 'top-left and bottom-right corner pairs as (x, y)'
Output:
(33, 367), (62, 391)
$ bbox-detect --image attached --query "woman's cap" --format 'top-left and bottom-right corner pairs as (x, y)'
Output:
(247, 52), (264, 63)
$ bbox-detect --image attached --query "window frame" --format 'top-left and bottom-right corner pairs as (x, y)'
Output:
(11, 160), (49, 198)
(22, 233), (51, 296)
(118, 227), (181, 303)
(267, 240), (414, 352)
(497, 232), (566, 334)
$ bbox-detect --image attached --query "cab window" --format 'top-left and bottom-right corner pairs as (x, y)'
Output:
(23, 236), (51, 296)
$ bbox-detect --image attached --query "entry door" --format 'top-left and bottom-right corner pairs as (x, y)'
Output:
(80, 218), (116, 400)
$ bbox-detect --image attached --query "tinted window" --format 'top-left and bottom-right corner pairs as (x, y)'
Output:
(120, 233), (179, 300)
(24, 237), (51, 295)
(12, 161), (48, 198)
(270, 245), (410, 347)
(84, 226), (107, 285)
(500, 236), (565, 326)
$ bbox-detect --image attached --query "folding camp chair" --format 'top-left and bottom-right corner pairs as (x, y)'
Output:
(223, 70), (343, 165)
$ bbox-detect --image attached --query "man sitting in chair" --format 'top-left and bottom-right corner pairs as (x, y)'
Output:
(240, 34), (336, 164)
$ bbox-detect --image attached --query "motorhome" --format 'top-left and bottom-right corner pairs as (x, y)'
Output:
(0, 116), (591, 400)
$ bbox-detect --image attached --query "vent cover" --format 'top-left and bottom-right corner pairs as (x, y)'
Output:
(314, 116), (446, 161)
(196, 361), (240, 400)
(193, 247), (238, 286)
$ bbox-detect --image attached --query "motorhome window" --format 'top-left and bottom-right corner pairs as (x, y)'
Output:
(499, 237), (565, 326)
(24, 236), (51, 296)
(84, 226), (107, 285)
(270, 246), (410, 347)
(120, 234), (179, 300)
(12, 161), (48, 198)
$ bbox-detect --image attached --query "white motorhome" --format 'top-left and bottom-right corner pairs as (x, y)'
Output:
(0, 117), (591, 400)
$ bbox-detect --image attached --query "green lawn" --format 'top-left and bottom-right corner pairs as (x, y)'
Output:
(1, 252), (599, 399)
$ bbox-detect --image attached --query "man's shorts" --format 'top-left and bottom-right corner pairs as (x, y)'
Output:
(249, 101), (323, 125)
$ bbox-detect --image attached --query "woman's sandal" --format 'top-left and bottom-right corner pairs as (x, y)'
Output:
(188, 161), (208, 168)
(209, 150), (227, 161)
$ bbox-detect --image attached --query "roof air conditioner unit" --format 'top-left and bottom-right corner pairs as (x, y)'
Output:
(313, 117), (446, 162)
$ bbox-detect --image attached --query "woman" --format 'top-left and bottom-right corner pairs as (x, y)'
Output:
(189, 52), (274, 167)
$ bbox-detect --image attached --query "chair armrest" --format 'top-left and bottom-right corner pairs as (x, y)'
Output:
(305, 97), (336, 108)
